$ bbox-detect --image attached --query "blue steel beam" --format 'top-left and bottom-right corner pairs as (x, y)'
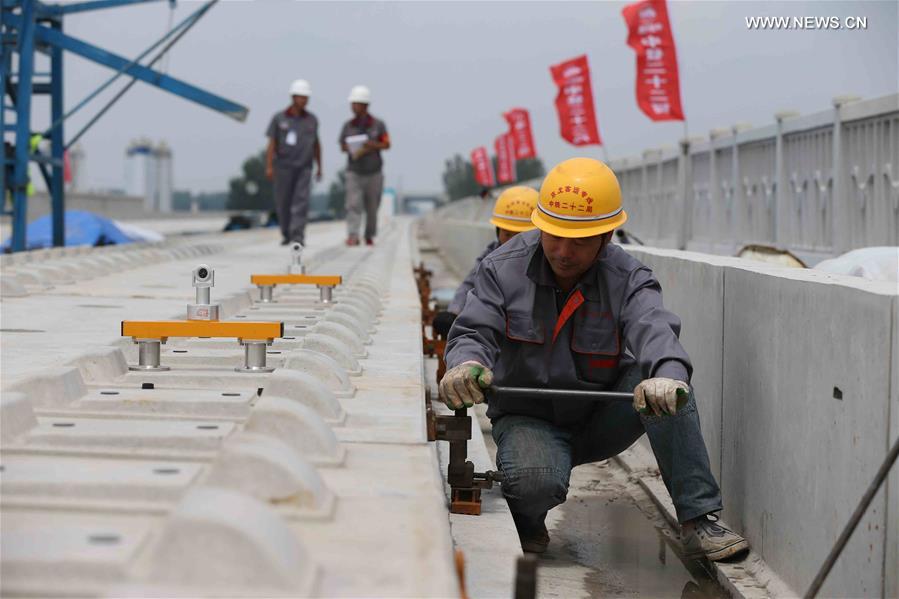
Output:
(11, 0), (35, 252)
(41, 0), (214, 138)
(38, 0), (164, 17)
(5, 14), (248, 121)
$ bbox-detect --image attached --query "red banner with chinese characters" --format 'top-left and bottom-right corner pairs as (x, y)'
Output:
(549, 55), (602, 147)
(622, 0), (684, 121)
(502, 108), (537, 159)
(494, 134), (517, 184)
(470, 146), (495, 187)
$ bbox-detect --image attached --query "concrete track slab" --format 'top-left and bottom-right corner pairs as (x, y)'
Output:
(2, 218), (463, 598)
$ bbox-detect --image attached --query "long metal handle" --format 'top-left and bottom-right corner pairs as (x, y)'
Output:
(486, 385), (633, 402)
(485, 384), (688, 413)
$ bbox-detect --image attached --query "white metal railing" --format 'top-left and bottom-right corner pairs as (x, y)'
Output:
(607, 93), (899, 262)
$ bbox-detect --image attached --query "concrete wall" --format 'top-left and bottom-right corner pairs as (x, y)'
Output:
(426, 202), (899, 597)
(15, 192), (148, 221)
(627, 247), (898, 598)
(423, 198), (494, 279)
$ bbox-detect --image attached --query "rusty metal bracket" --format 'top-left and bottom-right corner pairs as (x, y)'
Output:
(435, 408), (504, 515)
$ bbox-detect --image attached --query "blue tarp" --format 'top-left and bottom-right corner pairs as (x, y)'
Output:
(2, 210), (138, 251)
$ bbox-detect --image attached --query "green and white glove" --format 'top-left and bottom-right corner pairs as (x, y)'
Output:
(439, 361), (493, 409)
(633, 377), (689, 416)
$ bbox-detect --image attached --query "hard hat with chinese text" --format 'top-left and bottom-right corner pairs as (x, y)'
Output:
(531, 157), (626, 238)
(489, 186), (538, 233)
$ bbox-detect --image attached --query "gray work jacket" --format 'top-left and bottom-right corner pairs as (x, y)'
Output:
(445, 229), (692, 427)
(266, 109), (319, 169)
(448, 240), (499, 314)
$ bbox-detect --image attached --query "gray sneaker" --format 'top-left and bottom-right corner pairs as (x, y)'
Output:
(682, 514), (749, 561)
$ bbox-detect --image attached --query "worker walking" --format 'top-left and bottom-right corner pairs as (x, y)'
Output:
(339, 85), (390, 246)
(432, 186), (538, 338)
(265, 79), (322, 246)
(439, 158), (749, 561)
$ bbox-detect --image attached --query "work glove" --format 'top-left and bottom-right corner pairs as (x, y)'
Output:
(439, 361), (493, 410)
(432, 310), (457, 338)
(633, 377), (689, 416)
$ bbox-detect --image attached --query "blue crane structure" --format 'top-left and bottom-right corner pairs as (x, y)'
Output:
(1, 0), (247, 252)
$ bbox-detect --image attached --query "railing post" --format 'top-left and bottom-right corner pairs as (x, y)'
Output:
(831, 95), (860, 255)
(709, 128), (729, 252)
(676, 138), (693, 251)
(731, 124), (751, 251)
(774, 111), (798, 247)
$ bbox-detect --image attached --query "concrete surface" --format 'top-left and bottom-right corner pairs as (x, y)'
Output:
(1, 216), (462, 597)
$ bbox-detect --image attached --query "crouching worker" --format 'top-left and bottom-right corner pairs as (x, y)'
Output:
(438, 158), (749, 561)
(432, 186), (538, 338)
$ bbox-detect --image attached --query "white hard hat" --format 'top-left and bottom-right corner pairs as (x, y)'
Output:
(348, 85), (371, 104)
(289, 79), (311, 97)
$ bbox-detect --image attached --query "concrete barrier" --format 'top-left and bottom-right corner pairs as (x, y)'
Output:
(627, 247), (898, 597)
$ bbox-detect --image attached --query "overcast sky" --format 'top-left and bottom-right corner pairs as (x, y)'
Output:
(29, 0), (898, 195)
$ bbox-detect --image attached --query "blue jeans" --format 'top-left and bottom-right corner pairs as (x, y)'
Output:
(491, 365), (722, 526)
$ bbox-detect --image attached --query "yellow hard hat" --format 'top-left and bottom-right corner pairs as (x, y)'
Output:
(489, 186), (538, 233)
(531, 157), (627, 238)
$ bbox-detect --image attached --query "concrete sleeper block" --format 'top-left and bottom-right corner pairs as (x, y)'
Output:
(0, 392), (39, 444)
(32, 264), (75, 284)
(244, 396), (345, 466)
(261, 370), (347, 423)
(297, 333), (362, 376)
(67, 347), (130, 382)
(135, 487), (317, 595)
(337, 297), (379, 323)
(205, 434), (335, 517)
(348, 279), (385, 297)
(322, 311), (372, 344)
(345, 285), (383, 306)
(1, 274), (29, 297)
(281, 349), (355, 397)
(311, 320), (366, 357)
(9, 367), (88, 410)
(218, 292), (254, 319)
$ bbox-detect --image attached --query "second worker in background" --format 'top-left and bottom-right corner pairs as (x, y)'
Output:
(432, 186), (539, 338)
(339, 85), (390, 246)
(265, 79), (322, 247)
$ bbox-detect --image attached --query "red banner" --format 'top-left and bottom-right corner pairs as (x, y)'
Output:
(470, 146), (495, 188)
(494, 134), (517, 184)
(622, 0), (684, 121)
(549, 55), (602, 147)
(502, 108), (536, 159)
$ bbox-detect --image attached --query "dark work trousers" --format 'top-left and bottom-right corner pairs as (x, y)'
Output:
(273, 165), (312, 244)
(491, 364), (723, 531)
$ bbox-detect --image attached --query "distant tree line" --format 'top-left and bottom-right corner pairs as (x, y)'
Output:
(223, 148), (343, 220)
(441, 154), (545, 202)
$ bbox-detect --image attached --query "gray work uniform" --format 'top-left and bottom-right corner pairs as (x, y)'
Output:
(448, 240), (499, 314)
(339, 114), (388, 240)
(266, 109), (318, 244)
(445, 228), (722, 524)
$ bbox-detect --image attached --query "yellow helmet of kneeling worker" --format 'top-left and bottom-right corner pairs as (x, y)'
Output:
(489, 186), (539, 233)
(531, 157), (627, 238)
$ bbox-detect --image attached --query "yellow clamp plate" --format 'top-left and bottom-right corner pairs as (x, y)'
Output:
(250, 274), (342, 287)
(122, 320), (284, 340)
